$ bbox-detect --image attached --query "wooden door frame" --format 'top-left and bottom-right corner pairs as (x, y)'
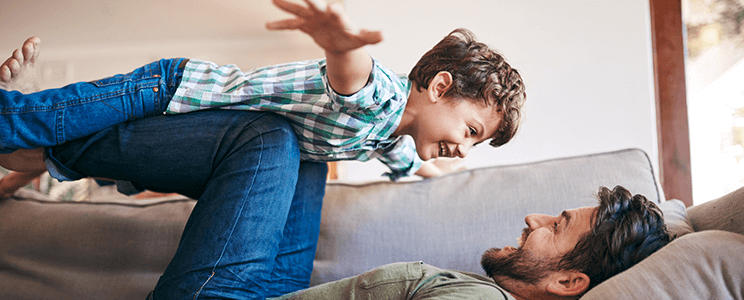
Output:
(650, 0), (693, 206)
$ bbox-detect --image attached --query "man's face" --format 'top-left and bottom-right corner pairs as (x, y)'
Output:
(482, 206), (597, 284)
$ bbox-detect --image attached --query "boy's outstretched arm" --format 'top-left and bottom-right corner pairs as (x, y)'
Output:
(266, 0), (382, 95)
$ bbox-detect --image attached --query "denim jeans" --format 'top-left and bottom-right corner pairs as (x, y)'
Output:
(46, 110), (327, 299)
(0, 58), (185, 153)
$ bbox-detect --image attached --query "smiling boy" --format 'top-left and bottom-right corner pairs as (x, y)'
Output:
(0, 0), (526, 180)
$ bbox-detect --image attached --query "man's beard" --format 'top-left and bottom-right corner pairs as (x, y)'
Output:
(480, 246), (560, 285)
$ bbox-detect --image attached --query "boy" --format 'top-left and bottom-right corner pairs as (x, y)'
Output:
(0, 0), (526, 181)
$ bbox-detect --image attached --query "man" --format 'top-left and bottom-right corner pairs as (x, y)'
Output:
(0, 38), (668, 300)
(267, 185), (669, 300)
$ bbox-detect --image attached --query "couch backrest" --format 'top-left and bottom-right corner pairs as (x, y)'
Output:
(0, 148), (662, 298)
(313, 148), (662, 285)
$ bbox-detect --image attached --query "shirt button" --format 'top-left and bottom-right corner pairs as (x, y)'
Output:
(153, 87), (159, 92)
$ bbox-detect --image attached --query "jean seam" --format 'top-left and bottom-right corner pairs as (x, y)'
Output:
(194, 271), (216, 300)
(55, 109), (64, 145)
(194, 125), (265, 299)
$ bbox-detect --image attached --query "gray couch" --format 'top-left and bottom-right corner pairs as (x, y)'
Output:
(0, 148), (742, 299)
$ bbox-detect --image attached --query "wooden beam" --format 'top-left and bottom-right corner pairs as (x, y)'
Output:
(649, 0), (693, 206)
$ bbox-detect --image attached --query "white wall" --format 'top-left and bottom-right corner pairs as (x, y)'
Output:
(0, 0), (327, 85)
(340, 0), (659, 182)
(0, 0), (659, 184)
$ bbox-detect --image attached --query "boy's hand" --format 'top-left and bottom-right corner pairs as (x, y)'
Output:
(266, 0), (382, 54)
(415, 158), (467, 178)
(267, 0), (381, 95)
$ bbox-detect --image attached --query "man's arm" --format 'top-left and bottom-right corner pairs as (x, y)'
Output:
(266, 0), (382, 95)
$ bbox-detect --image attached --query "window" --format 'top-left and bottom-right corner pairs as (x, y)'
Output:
(683, 0), (744, 204)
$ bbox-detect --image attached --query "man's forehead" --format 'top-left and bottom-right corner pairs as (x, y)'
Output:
(567, 206), (599, 232)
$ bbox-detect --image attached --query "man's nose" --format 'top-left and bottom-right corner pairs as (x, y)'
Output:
(525, 213), (552, 229)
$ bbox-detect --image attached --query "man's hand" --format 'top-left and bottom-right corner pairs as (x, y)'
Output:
(266, 0), (382, 54)
(266, 0), (382, 95)
(415, 158), (467, 178)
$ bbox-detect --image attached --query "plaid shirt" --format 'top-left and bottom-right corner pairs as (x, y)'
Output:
(168, 58), (422, 180)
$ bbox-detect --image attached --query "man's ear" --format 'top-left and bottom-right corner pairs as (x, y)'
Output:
(427, 71), (453, 102)
(545, 270), (590, 297)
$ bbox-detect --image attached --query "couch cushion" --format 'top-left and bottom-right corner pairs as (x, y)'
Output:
(581, 230), (744, 300)
(313, 148), (662, 285)
(658, 199), (694, 239)
(0, 191), (195, 300)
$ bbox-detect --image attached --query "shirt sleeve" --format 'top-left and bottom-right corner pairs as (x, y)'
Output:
(377, 136), (423, 181)
(319, 58), (409, 122)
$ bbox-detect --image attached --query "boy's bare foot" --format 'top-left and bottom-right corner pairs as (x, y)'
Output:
(0, 36), (41, 93)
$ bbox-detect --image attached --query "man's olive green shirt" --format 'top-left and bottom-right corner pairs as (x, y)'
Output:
(272, 262), (515, 300)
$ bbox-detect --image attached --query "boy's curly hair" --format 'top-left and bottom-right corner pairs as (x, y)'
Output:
(408, 28), (526, 147)
(559, 185), (671, 297)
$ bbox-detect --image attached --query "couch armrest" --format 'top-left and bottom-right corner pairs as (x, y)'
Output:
(687, 186), (744, 236)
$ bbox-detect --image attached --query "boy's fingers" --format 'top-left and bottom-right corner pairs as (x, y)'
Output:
(358, 30), (383, 45)
(272, 0), (312, 18)
(327, 3), (381, 45)
(266, 18), (305, 30)
(327, 3), (356, 31)
(303, 0), (327, 13)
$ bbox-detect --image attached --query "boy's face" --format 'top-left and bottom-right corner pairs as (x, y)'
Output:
(412, 97), (501, 161)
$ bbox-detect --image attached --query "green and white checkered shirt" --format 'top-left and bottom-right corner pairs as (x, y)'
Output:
(168, 58), (422, 180)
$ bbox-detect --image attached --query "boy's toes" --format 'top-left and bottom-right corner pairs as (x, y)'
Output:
(24, 36), (41, 47)
(0, 65), (11, 82)
(4, 57), (21, 76)
(0, 55), (21, 81)
(12, 48), (25, 65)
(21, 37), (40, 63)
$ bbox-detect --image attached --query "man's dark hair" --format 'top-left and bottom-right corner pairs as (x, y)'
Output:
(559, 185), (670, 296)
(408, 28), (526, 147)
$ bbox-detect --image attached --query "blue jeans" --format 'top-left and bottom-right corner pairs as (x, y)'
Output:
(0, 58), (185, 153)
(46, 110), (327, 299)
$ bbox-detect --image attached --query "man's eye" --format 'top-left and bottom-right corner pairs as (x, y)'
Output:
(469, 127), (477, 135)
(552, 222), (558, 231)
